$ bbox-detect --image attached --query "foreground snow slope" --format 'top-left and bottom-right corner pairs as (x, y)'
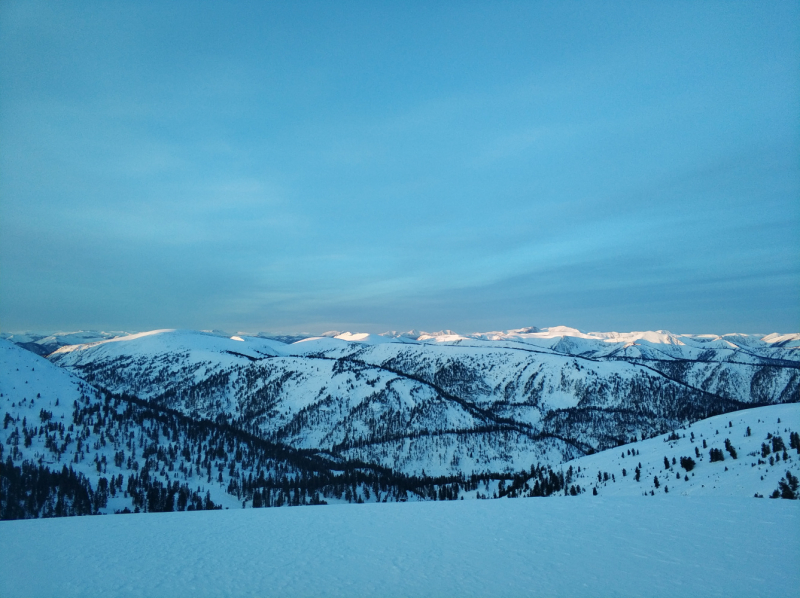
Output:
(1, 497), (797, 598)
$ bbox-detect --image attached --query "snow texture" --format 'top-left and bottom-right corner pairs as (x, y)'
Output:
(1, 497), (797, 598)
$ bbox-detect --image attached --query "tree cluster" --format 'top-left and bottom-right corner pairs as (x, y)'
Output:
(0, 459), (97, 519)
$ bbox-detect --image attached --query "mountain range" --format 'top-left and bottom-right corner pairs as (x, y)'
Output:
(1, 326), (798, 517)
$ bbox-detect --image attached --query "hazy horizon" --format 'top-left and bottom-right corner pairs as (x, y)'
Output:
(2, 323), (798, 339)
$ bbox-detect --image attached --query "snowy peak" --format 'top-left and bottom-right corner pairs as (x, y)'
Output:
(333, 332), (396, 344)
(417, 330), (468, 342)
(0, 330), (135, 356)
(475, 326), (683, 346)
(48, 329), (177, 355)
(761, 332), (800, 347)
(379, 330), (422, 340)
(48, 329), (286, 367)
(8, 326), (798, 360)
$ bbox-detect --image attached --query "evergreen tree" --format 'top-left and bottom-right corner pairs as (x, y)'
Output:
(724, 438), (737, 459)
(775, 471), (798, 500)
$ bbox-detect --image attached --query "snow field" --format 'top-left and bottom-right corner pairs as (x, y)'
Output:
(1, 496), (797, 598)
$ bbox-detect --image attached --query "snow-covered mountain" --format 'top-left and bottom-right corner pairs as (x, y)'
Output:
(0, 338), (433, 517)
(2, 328), (798, 519)
(493, 402), (799, 499)
(0, 330), (134, 356)
(45, 327), (799, 476)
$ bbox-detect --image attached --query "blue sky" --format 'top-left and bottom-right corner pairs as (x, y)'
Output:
(1, 1), (798, 334)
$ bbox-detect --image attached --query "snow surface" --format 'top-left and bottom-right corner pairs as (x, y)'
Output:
(565, 403), (800, 498)
(1, 497), (797, 598)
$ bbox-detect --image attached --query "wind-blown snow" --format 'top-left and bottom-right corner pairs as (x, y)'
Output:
(1, 497), (797, 598)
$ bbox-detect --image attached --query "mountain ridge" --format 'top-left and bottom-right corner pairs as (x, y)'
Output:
(42, 328), (798, 477)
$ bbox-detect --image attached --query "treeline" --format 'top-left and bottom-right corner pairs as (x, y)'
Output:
(0, 459), (97, 519)
(495, 464), (577, 498)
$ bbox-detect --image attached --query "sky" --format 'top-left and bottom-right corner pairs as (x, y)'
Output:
(1, 1), (798, 335)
